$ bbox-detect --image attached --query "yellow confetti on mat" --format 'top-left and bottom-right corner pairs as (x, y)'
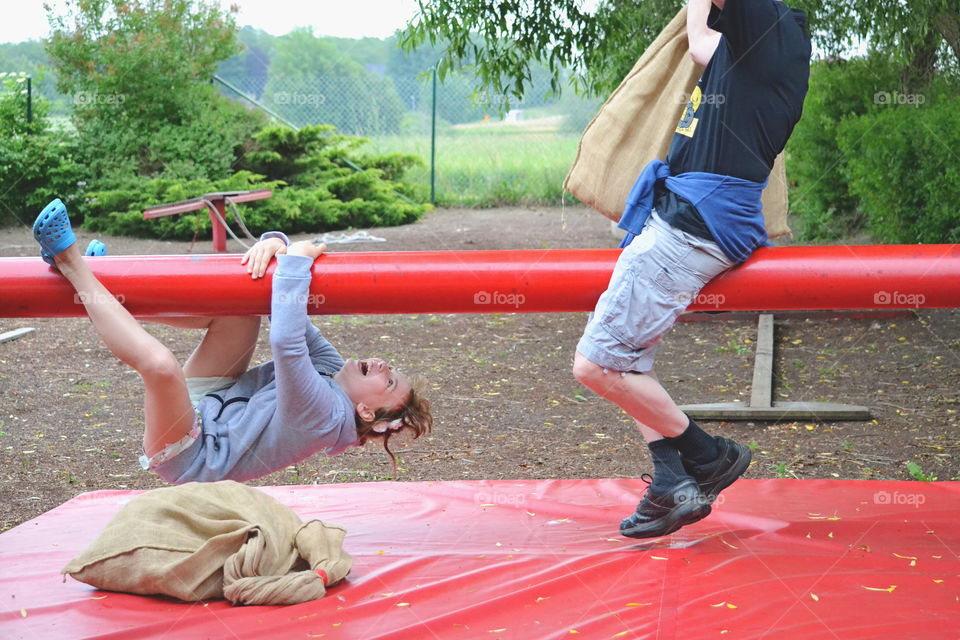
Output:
(613, 632), (630, 638)
(650, 555), (668, 560)
(396, 602), (411, 607)
(810, 593), (820, 601)
(569, 631), (580, 635)
(480, 503), (496, 507)
(625, 602), (652, 607)
(489, 629), (507, 633)
(933, 579), (944, 584)
(536, 597), (550, 602)
(862, 585), (897, 593)
(89, 595), (108, 600)
(20, 609), (27, 618)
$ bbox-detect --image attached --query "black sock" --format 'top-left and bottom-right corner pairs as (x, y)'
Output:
(647, 439), (690, 491)
(666, 416), (719, 464)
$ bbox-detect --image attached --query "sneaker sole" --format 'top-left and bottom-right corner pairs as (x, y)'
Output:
(620, 501), (712, 539)
(703, 444), (752, 501)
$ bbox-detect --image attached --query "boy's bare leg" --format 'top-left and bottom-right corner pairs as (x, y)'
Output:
(572, 351), (688, 436)
(53, 245), (195, 457)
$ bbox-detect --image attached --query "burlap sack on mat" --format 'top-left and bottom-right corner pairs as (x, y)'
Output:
(62, 481), (353, 606)
(563, 6), (790, 238)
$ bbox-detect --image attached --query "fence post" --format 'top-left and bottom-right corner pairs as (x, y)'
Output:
(430, 65), (437, 205)
(26, 76), (32, 125)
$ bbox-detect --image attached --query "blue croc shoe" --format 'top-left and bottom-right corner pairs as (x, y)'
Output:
(85, 239), (107, 257)
(33, 198), (76, 268)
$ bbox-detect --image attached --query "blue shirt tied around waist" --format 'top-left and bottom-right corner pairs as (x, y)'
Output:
(618, 159), (768, 263)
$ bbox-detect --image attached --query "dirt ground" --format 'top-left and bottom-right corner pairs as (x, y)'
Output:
(1, 204), (958, 531)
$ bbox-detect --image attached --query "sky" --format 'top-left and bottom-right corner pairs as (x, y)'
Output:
(0, 0), (423, 44)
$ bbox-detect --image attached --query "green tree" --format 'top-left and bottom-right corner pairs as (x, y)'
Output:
(47, 0), (240, 122)
(400, 0), (959, 100)
(808, 0), (959, 90)
(216, 26), (276, 100)
(0, 77), (83, 225)
(263, 29), (404, 135)
(44, 0), (264, 184)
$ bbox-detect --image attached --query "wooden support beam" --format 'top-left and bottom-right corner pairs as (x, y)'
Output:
(680, 314), (872, 422)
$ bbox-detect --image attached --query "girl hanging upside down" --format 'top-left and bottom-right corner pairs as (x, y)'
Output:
(32, 198), (432, 483)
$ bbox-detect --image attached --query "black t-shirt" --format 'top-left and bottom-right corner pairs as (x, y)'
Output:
(655, 0), (811, 241)
(667, 0), (811, 182)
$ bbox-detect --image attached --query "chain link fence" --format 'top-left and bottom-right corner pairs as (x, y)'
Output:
(5, 63), (602, 206)
(215, 70), (602, 206)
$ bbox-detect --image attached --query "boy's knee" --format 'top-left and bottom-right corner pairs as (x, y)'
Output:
(572, 353), (605, 387)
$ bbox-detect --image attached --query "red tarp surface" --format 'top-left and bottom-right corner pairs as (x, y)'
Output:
(1, 478), (958, 639)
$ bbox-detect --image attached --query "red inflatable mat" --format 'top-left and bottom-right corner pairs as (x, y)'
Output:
(1, 478), (958, 639)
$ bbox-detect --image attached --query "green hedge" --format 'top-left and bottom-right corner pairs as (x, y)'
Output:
(787, 57), (960, 244)
(82, 125), (430, 240)
(838, 78), (960, 244)
(786, 56), (900, 241)
(0, 80), (84, 225)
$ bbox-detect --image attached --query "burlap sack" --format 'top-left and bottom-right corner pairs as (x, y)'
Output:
(563, 6), (790, 238)
(62, 481), (353, 605)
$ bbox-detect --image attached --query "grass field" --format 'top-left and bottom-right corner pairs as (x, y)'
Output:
(365, 124), (583, 206)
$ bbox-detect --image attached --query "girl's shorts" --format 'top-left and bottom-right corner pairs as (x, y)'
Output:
(138, 376), (236, 472)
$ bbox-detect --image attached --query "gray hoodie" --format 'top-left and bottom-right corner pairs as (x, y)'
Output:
(154, 253), (358, 483)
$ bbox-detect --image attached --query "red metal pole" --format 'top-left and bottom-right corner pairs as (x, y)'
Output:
(1, 245), (958, 318)
(208, 198), (228, 253)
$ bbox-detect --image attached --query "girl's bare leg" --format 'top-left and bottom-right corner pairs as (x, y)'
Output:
(147, 316), (262, 379)
(53, 245), (194, 457)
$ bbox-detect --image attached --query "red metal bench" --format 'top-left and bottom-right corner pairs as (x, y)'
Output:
(143, 189), (273, 252)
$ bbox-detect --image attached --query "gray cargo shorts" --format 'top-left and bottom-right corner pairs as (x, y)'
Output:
(576, 211), (734, 373)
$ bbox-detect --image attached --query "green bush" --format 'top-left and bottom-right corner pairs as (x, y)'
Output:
(81, 125), (430, 239)
(837, 79), (960, 244)
(0, 79), (84, 226)
(73, 85), (268, 186)
(786, 55), (900, 241)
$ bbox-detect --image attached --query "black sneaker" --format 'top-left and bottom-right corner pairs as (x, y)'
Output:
(682, 436), (752, 502)
(620, 475), (712, 539)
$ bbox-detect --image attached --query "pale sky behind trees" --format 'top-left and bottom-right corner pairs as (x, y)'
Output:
(1, 0), (424, 44)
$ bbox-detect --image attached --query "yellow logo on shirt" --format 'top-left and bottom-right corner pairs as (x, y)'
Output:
(675, 86), (701, 138)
